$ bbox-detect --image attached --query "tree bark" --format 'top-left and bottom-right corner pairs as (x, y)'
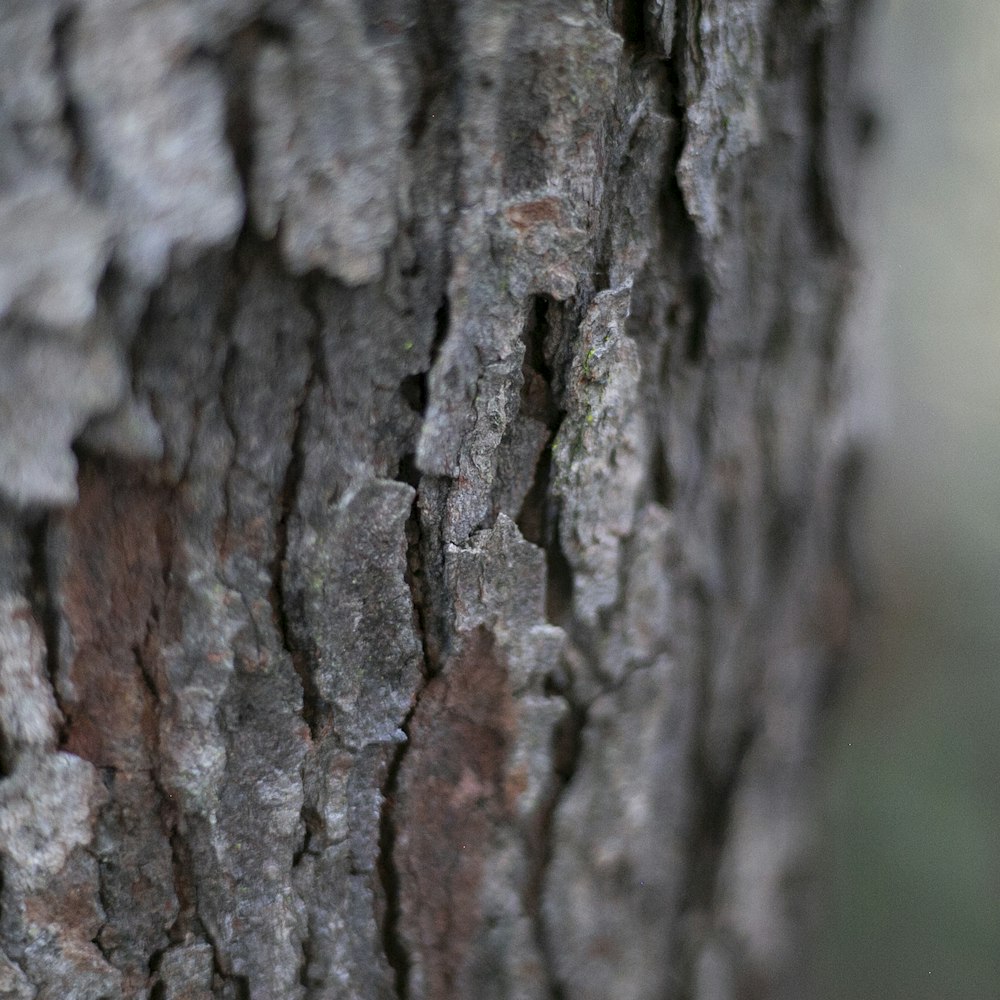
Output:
(0, 1), (869, 998)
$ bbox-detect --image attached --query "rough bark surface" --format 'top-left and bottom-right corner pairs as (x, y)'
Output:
(0, 1), (868, 998)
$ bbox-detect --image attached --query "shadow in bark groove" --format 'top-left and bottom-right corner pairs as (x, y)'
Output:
(26, 517), (68, 750)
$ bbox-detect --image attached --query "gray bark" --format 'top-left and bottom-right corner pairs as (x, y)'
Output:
(0, 1), (869, 998)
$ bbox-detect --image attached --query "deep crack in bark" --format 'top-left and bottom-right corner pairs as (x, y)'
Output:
(377, 471), (435, 1000)
(273, 281), (324, 742)
(26, 516), (68, 749)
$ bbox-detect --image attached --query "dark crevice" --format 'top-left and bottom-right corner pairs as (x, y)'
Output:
(375, 278), (459, 999)
(217, 17), (294, 230)
(396, 452), (421, 493)
(523, 297), (556, 390)
(521, 295), (560, 427)
(537, 472), (573, 627)
(515, 295), (566, 550)
(592, 254), (612, 294)
(408, 0), (460, 146)
(397, 289), (451, 677)
(377, 702), (422, 998)
(164, 830), (202, 944)
(400, 293), (449, 418)
(376, 416), (444, 1000)
(272, 349), (322, 741)
(394, 296), (452, 661)
(298, 912), (315, 993)
(378, 714), (416, 1000)
(650, 432), (675, 508)
(220, 26), (266, 195)
(512, 293), (587, 1000)
(541, 514), (574, 628)
(400, 483), (434, 680)
(0, 729), (10, 778)
(91, 925), (114, 967)
(682, 272), (709, 364)
(432, 294), (450, 365)
(264, 270), (333, 750)
(281, 282), (327, 1000)
(590, 172), (623, 298)
(377, 427), (448, 999)
(292, 805), (321, 869)
(516, 443), (555, 551)
(399, 375), (425, 416)
(511, 290), (586, 1000)
(51, 6), (87, 187)
(25, 517), (69, 749)
(662, 0), (712, 369)
(611, 0), (650, 53)
(805, 31), (844, 252)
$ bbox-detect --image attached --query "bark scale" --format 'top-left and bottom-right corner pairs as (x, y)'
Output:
(0, 1), (869, 998)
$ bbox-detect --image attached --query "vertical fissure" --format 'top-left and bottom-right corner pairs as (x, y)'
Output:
(220, 19), (292, 196)
(408, 0), (459, 146)
(272, 318), (323, 741)
(664, 0), (712, 369)
(376, 282), (453, 998)
(805, 29), (843, 252)
(376, 470), (438, 1000)
(51, 5), (87, 186)
(372, 2), (462, 973)
(377, 714), (415, 1000)
(513, 293), (591, 999)
(26, 516), (68, 749)
(284, 277), (331, 1000)
(515, 294), (566, 560)
(611, 0), (651, 54)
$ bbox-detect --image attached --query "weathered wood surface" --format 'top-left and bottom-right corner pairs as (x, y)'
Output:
(0, 1), (869, 997)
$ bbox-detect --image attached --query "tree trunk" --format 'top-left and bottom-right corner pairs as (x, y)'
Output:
(0, 1), (869, 998)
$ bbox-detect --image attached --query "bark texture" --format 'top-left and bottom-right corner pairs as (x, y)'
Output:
(0, 1), (868, 998)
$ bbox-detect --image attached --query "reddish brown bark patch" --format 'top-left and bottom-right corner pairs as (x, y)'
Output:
(396, 627), (516, 999)
(52, 462), (180, 994)
(58, 461), (171, 772)
(23, 847), (105, 939)
(504, 197), (563, 231)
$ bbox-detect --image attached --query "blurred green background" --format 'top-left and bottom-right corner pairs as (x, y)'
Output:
(819, 0), (1000, 996)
